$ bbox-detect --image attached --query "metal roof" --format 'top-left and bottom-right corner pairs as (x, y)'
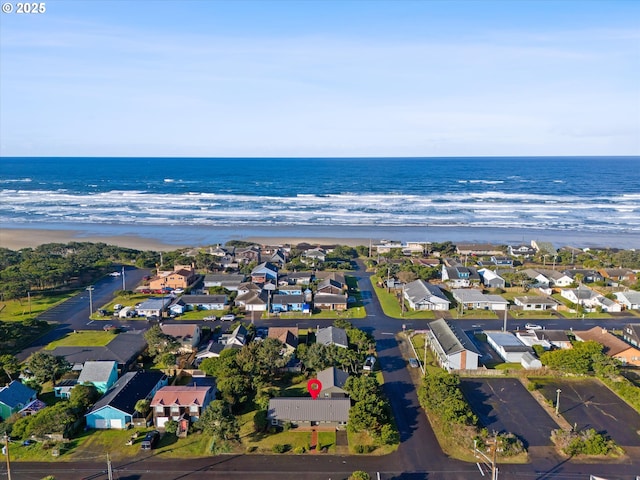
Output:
(267, 397), (350, 423)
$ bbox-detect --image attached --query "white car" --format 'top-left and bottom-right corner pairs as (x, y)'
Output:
(525, 323), (543, 331)
(408, 358), (419, 368)
(220, 314), (235, 321)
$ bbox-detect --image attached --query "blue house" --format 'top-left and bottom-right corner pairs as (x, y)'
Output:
(85, 371), (168, 429)
(271, 294), (305, 313)
(77, 361), (119, 394)
(0, 381), (37, 420)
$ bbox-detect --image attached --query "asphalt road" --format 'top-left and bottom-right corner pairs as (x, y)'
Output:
(7, 260), (640, 479)
(17, 266), (150, 361)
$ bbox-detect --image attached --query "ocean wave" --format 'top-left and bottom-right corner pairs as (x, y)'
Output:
(1, 188), (639, 233)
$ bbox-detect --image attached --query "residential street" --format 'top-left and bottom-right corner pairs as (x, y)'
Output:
(5, 260), (640, 479)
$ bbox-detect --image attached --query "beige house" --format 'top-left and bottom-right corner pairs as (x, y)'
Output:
(574, 327), (640, 366)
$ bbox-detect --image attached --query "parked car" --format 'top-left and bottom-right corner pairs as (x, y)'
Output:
(203, 315), (216, 321)
(525, 323), (543, 331)
(220, 314), (235, 321)
(140, 430), (160, 450)
(408, 358), (419, 368)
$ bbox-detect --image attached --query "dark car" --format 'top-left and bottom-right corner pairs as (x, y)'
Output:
(140, 430), (160, 450)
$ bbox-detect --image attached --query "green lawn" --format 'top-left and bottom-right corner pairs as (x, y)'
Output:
(0, 292), (77, 322)
(370, 277), (435, 319)
(409, 333), (442, 375)
(44, 330), (117, 349)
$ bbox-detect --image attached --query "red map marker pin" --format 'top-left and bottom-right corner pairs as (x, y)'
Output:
(307, 379), (322, 399)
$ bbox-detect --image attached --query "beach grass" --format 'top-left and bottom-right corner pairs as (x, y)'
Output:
(44, 330), (117, 349)
(370, 276), (435, 319)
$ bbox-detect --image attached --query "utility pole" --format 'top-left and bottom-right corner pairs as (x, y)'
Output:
(106, 453), (113, 480)
(27, 291), (31, 315)
(424, 331), (428, 376)
(556, 388), (562, 416)
(3, 432), (12, 480)
(503, 306), (508, 332)
(86, 286), (94, 316)
(473, 433), (498, 480)
(122, 266), (126, 290)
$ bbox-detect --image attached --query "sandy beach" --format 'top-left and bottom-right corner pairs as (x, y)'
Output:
(1, 223), (638, 251)
(0, 227), (372, 251)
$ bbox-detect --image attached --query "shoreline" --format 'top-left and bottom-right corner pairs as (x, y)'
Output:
(1, 223), (638, 251)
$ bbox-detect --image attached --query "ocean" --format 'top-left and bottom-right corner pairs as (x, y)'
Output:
(1, 156), (639, 248)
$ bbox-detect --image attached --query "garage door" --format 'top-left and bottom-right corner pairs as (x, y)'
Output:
(94, 419), (108, 429)
(110, 419), (122, 429)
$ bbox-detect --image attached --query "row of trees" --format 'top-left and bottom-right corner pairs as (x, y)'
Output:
(0, 242), (160, 299)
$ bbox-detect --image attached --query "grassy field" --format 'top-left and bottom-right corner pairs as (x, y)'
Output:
(0, 292), (77, 322)
(409, 333), (443, 375)
(44, 330), (117, 349)
(370, 277), (435, 319)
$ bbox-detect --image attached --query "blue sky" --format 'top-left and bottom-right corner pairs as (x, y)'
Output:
(1, 0), (638, 157)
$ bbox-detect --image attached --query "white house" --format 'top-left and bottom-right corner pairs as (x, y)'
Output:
(561, 286), (622, 313)
(615, 291), (640, 310)
(485, 331), (533, 363)
(426, 319), (481, 371)
(513, 296), (559, 311)
(403, 280), (450, 311)
(451, 289), (508, 311)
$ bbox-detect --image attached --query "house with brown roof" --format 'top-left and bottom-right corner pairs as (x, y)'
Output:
(574, 327), (640, 366)
(150, 384), (216, 433)
(160, 323), (202, 353)
(599, 268), (637, 284)
(268, 327), (299, 356)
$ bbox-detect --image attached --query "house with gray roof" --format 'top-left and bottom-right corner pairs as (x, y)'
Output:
(477, 269), (506, 289)
(316, 367), (349, 398)
(485, 331), (533, 363)
(316, 326), (348, 349)
(426, 319), (480, 371)
(441, 265), (481, 288)
(267, 397), (350, 428)
(203, 274), (246, 291)
(178, 294), (228, 310)
(77, 361), (119, 394)
(615, 291), (640, 310)
(313, 293), (348, 311)
(513, 295), (559, 311)
(623, 323), (640, 348)
(136, 297), (173, 317)
(85, 371), (168, 429)
(451, 289), (508, 311)
(48, 330), (147, 374)
(403, 280), (450, 311)
(561, 286), (622, 312)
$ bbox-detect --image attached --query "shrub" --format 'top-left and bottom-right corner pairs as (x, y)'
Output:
(282, 421), (294, 431)
(253, 410), (268, 432)
(526, 380), (540, 391)
(293, 446), (306, 454)
(272, 443), (288, 453)
(353, 444), (374, 454)
(349, 472), (371, 480)
(551, 428), (617, 456)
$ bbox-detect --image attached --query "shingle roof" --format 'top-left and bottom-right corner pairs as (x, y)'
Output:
(267, 398), (350, 423)
(88, 371), (166, 416)
(150, 385), (213, 407)
(428, 319), (481, 356)
(160, 323), (199, 340)
(0, 381), (36, 409)
(574, 327), (637, 356)
(316, 367), (349, 391)
(268, 327), (299, 348)
(49, 331), (147, 365)
(77, 361), (117, 384)
(316, 326), (348, 348)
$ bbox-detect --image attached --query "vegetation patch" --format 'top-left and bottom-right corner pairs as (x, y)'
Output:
(370, 276), (434, 319)
(44, 330), (117, 349)
(551, 428), (623, 457)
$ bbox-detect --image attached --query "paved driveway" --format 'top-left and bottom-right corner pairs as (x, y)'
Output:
(540, 379), (640, 447)
(460, 377), (561, 447)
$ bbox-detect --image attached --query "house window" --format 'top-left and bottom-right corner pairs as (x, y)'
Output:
(271, 419), (278, 426)
(189, 405), (199, 413)
(170, 406), (180, 414)
(155, 406), (164, 413)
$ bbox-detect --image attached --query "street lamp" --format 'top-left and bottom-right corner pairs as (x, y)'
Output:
(86, 286), (94, 316)
(555, 388), (562, 416)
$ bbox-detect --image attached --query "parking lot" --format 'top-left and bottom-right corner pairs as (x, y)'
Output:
(538, 378), (640, 447)
(460, 377), (561, 447)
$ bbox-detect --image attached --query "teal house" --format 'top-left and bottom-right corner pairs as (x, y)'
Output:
(85, 371), (168, 429)
(77, 361), (119, 394)
(0, 381), (37, 420)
